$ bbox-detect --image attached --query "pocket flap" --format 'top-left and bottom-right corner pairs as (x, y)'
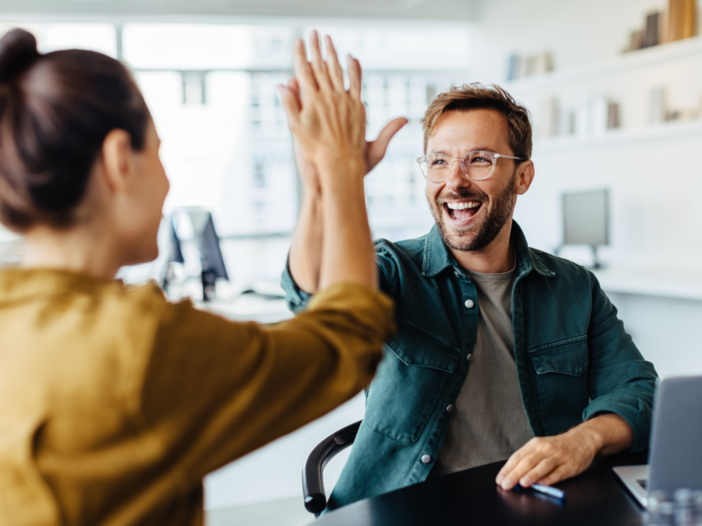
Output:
(529, 335), (589, 376)
(387, 316), (460, 373)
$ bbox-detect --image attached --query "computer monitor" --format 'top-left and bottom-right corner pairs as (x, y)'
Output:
(162, 209), (229, 301)
(159, 217), (184, 292)
(562, 188), (609, 268)
(168, 218), (185, 264)
(186, 210), (229, 301)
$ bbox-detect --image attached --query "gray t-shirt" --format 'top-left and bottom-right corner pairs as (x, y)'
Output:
(430, 265), (533, 477)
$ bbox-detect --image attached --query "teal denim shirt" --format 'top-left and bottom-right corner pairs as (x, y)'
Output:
(281, 221), (658, 511)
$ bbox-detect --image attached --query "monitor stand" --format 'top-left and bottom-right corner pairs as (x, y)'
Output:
(201, 269), (218, 302)
(591, 245), (603, 269)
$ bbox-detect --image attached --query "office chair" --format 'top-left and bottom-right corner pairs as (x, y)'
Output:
(302, 420), (361, 517)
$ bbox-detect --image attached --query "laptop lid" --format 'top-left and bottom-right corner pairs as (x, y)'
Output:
(648, 375), (702, 493)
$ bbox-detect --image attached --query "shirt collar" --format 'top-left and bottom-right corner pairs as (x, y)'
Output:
(421, 220), (556, 279)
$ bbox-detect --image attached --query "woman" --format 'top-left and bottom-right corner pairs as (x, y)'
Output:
(0, 29), (395, 525)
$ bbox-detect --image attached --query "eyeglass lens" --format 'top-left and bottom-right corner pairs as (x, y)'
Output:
(419, 151), (495, 182)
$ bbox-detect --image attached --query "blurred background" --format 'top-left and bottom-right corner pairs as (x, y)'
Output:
(1, 1), (701, 524)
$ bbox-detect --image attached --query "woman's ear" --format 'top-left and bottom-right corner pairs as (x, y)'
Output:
(514, 160), (535, 196)
(100, 129), (133, 193)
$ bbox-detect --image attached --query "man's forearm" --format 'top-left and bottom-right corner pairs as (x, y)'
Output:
(289, 189), (323, 294)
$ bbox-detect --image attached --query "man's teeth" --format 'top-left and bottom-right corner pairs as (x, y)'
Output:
(447, 202), (481, 210)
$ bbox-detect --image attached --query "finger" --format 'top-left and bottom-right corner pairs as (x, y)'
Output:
(518, 456), (560, 487)
(497, 443), (533, 484)
(276, 84), (301, 130)
(323, 35), (345, 91)
(498, 451), (544, 490)
(286, 77), (302, 112)
(538, 465), (571, 487)
(366, 117), (409, 170)
(348, 55), (362, 100)
(292, 38), (317, 98)
(308, 30), (332, 90)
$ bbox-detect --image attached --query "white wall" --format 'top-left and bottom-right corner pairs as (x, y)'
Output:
(472, 0), (667, 83)
(467, 0), (702, 378)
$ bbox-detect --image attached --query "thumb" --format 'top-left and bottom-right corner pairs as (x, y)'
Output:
(287, 77), (302, 112)
(277, 84), (301, 130)
(366, 117), (409, 171)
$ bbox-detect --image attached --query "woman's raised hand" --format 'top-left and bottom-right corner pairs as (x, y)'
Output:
(278, 32), (368, 179)
(279, 33), (407, 194)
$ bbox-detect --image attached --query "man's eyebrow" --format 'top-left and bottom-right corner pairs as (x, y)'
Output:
(469, 146), (495, 152)
(428, 146), (496, 156)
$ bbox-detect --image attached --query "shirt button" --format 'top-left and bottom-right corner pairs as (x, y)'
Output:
(466, 353), (473, 363)
(446, 404), (454, 413)
(464, 299), (475, 309)
(421, 454), (432, 464)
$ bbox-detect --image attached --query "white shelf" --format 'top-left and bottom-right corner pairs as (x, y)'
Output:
(533, 118), (702, 153)
(594, 266), (702, 302)
(506, 34), (702, 94)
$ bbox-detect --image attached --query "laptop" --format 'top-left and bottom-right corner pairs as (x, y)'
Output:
(613, 375), (702, 507)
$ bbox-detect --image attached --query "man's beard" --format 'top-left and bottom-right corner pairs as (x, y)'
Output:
(427, 172), (516, 252)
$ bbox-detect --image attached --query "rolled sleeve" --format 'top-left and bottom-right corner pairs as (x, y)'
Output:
(281, 257), (314, 313)
(582, 273), (658, 452)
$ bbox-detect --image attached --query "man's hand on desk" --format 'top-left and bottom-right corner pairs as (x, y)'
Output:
(495, 413), (635, 490)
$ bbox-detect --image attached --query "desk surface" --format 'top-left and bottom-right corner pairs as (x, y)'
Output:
(315, 451), (648, 526)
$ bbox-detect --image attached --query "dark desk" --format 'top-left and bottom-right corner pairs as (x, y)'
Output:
(315, 451), (648, 526)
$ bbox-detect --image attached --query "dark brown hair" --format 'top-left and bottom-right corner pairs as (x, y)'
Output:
(421, 83), (532, 161)
(0, 28), (150, 231)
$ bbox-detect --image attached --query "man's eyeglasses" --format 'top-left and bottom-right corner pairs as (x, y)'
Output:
(416, 151), (524, 183)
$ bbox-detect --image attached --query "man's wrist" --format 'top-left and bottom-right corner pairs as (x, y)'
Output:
(568, 419), (606, 456)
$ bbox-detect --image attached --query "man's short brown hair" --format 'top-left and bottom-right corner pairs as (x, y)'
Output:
(420, 83), (532, 161)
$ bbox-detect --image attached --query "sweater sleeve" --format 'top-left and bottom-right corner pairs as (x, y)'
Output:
(139, 282), (394, 481)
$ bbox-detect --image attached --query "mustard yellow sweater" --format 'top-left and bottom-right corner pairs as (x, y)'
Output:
(0, 269), (394, 525)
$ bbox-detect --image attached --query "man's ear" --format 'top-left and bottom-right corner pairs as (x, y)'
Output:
(100, 129), (133, 193)
(514, 160), (535, 196)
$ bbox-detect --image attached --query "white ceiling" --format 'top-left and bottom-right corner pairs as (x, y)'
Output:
(0, 0), (484, 21)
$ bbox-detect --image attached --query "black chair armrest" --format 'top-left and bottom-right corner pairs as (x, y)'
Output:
(302, 420), (361, 516)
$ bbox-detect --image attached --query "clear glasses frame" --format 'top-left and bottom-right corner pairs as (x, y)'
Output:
(416, 150), (524, 183)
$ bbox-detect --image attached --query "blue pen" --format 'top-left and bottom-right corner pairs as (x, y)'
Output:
(514, 483), (567, 502)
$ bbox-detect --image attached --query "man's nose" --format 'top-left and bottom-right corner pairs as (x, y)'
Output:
(445, 159), (471, 191)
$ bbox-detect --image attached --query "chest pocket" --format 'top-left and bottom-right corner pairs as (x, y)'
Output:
(364, 317), (459, 444)
(529, 335), (590, 435)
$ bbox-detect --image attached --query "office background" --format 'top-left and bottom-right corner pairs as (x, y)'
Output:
(0, 1), (701, 524)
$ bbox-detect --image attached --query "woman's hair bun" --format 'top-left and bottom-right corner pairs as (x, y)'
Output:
(0, 29), (40, 83)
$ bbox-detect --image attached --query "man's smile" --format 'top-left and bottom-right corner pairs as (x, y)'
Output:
(442, 199), (484, 227)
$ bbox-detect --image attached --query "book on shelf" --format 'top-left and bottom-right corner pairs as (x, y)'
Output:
(642, 11), (661, 48)
(629, 29), (645, 51)
(667, 0), (697, 42)
(538, 98), (559, 138)
(505, 51), (553, 82)
(648, 87), (668, 124)
(507, 54), (520, 81)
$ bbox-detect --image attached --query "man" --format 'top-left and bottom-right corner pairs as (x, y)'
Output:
(281, 82), (658, 511)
